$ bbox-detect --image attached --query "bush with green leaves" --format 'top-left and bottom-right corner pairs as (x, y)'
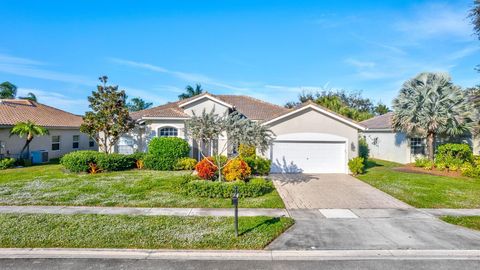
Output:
(244, 156), (271, 175)
(0, 158), (16, 170)
(174, 157), (197, 170)
(358, 136), (369, 161)
(348, 157), (365, 176)
(435, 143), (473, 170)
(414, 157), (430, 168)
(145, 137), (190, 170)
(96, 153), (135, 171)
(182, 177), (274, 198)
(128, 152), (146, 162)
(461, 162), (480, 178)
(60, 151), (103, 173)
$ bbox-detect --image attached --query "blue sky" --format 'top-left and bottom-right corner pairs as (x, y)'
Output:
(0, 0), (479, 114)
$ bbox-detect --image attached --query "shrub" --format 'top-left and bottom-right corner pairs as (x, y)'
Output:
(60, 151), (103, 173)
(238, 144), (256, 158)
(348, 157), (365, 176)
(96, 153), (135, 171)
(174, 157), (197, 170)
(422, 160), (434, 170)
(128, 152), (146, 169)
(0, 158), (16, 170)
(182, 177), (274, 198)
(461, 162), (480, 178)
(195, 157), (218, 180)
(359, 136), (369, 161)
(436, 143), (473, 170)
(222, 158), (252, 181)
(244, 156), (271, 175)
(147, 137), (190, 170)
(414, 157), (430, 168)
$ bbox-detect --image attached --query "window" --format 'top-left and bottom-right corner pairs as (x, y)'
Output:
(410, 137), (425, 155)
(159, 127), (178, 137)
(52, 136), (61, 151)
(89, 138), (95, 148)
(72, 135), (80, 149)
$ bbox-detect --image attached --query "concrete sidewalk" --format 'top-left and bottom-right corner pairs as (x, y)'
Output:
(0, 206), (289, 217)
(1, 248), (480, 260)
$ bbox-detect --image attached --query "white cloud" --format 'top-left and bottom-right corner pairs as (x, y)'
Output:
(17, 88), (89, 114)
(0, 53), (95, 85)
(109, 58), (248, 91)
(394, 3), (473, 40)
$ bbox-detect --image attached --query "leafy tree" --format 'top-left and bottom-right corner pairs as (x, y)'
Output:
(9, 121), (49, 159)
(80, 76), (135, 154)
(470, 0), (480, 39)
(0, 81), (17, 99)
(127, 97), (153, 112)
(19, 92), (37, 102)
(392, 72), (475, 160)
(374, 103), (390, 115)
(186, 109), (273, 182)
(178, 84), (203, 100)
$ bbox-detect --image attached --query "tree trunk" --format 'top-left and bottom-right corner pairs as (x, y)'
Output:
(19, 139), (32, 160)
(426, 132), (435, 161)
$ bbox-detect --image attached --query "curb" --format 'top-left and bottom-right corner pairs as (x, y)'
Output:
(1, 249), (480, 261)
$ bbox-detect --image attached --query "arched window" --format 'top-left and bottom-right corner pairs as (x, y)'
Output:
(159, 127), (178, 137)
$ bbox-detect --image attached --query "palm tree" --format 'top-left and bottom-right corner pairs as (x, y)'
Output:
(19, 92), (37, 102)
(0, 81), (17, 99)
(127, 97), (152, 112)
(9, 121), (49, 159)
(178, 84), (203, 100)
(392, 72), (474, 160)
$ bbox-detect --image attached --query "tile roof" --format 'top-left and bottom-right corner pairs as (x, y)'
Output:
(360, 112), (393, 129)
(0, 99), (83, 128)
(131, 93), (290, 121)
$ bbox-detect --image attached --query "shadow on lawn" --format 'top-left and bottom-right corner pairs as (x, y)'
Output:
(240, 217), (283, 236)
(365, 159), (384, 170)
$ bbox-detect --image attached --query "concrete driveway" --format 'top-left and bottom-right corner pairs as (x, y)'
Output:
(272, 174), (410, 209)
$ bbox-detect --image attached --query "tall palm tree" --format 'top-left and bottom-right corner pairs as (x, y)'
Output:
(178, 84), (203, 100)
(392, 72), (474, 160)
(19, 92), (37, 102)
(0, 81), (17, 99)
(10, 121), (49, 159)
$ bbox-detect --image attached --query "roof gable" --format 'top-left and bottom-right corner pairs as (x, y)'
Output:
(360, 112), (393, 130)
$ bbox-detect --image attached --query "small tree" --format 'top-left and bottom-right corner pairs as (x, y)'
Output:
(392, 72), (475, 160)
(186, 109), (273, 181)
(81, 76), (134, 154)
(10, 121), (49, 159)
(127, 97), (153, 112)
(0, 81), (17, 99)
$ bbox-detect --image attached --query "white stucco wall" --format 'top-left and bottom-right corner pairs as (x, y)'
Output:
(362, 130), (411, 164)
(264, 107), (360, 160)
(0, 127), (96, 160)
(182, 97), (230, 117)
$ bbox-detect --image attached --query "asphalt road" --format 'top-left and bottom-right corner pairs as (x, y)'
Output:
(1, 259), (480, 270)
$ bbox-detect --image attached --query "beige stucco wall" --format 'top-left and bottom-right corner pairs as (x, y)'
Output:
(0, 127), (96, 160)
(182, 97), (230, 117)
(362, 130), (411, 164)
(264, 108), (359, 160)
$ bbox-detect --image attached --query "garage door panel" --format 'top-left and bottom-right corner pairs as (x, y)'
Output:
(270, 141), (346, 174)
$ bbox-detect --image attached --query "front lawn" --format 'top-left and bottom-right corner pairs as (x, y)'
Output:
(0, 165), (284, 208)
(441, 216), (480, 231)
(0, 213), (293, 249)
(356, 159), (480, 208)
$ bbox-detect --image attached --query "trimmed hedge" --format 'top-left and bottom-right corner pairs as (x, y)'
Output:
(0, 158), (16, 170)
(60, 151), (136, 173)
(174, 157), (197, 170)
(60, 151), (103, 173)
(244, 156), (271, 176)
(145, 137), (190, 170)
(182, 177), (274, 198)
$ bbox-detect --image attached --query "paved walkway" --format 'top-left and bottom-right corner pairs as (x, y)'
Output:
(272, 174), (410, 209)
(0, 206), (289, 217)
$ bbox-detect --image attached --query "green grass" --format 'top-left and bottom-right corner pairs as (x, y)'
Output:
(0, 213), (293, 249)
(0, 165), (284, 208)
(356, 159), (480, 208)
(441, 216), (480, 231)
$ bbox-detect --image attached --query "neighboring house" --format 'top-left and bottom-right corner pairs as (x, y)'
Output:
(0, 99), (96, 161)
(120, 93), (366, 173)
(360, 112), (479, 164)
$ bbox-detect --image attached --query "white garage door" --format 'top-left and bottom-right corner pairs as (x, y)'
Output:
(270, 141), (346, 174)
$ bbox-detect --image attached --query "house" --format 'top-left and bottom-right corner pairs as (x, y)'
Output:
(360, 112), (479, 164)
(119, 93), (366, 173)
(0, 99), (96, 161)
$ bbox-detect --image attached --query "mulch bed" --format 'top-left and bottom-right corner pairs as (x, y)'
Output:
(393, 164), (465, 178)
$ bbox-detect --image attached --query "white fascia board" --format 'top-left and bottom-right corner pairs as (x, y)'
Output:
(178, 95), (234, 109)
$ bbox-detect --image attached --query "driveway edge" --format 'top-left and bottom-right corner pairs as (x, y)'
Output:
(1, 249), (480, 261)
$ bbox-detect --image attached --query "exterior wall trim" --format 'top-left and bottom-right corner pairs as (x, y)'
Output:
(178, 94), (234, 109)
